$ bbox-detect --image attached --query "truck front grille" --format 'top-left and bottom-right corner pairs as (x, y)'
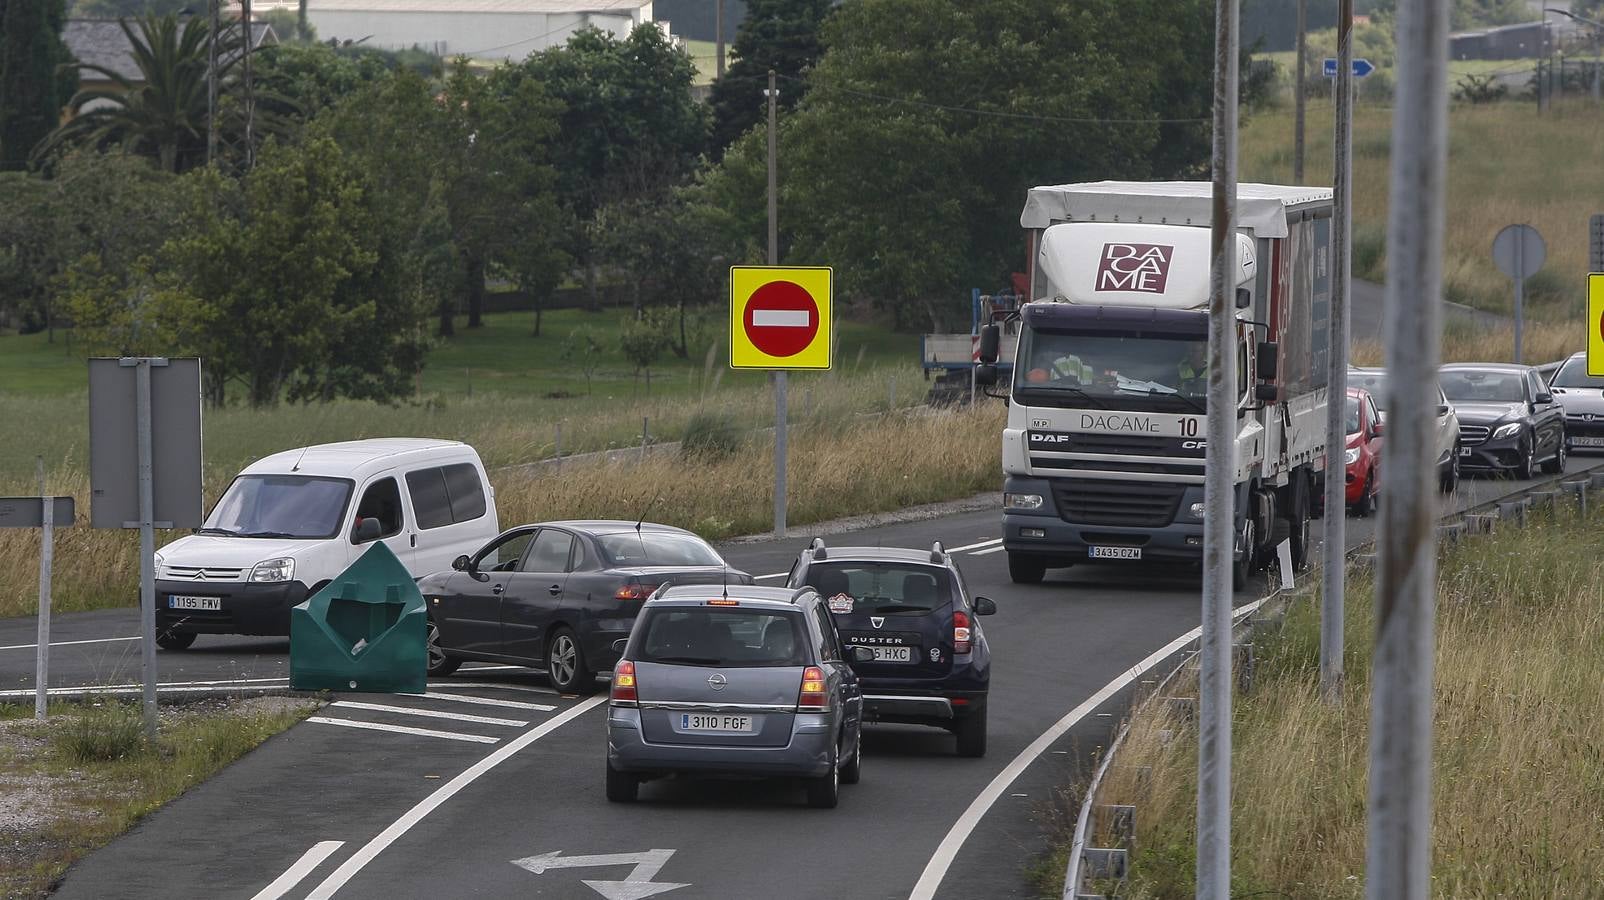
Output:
(1052, 480), (1186, 527)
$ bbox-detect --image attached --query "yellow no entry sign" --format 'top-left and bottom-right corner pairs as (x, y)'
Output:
(1590, 274), (1604, 376)
(729, 266), (833, 370)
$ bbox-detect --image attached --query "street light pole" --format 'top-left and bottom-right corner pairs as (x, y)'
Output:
(1295, 0), (1307, 183)
(1322, 0), (1354, 702)
(766, 69), (786, 539)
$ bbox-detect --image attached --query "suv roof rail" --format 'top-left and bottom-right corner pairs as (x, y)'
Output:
(788, 586), (816, 605)
(809, 537), (827, 560)
(930, 541), (946, 563)
(648, 581), (672, 600)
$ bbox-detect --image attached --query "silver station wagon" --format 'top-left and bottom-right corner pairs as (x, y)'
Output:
(605, 585), (871, 808)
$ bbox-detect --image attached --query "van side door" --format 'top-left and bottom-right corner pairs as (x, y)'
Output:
(404, 462), (493, 577)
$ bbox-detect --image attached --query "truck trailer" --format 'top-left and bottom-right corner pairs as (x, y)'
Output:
(978, 181), (1333, 589)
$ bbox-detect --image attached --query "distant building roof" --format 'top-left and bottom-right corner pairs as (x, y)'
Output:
(63, 18), (278, 83)
(249, 0), (651, 12)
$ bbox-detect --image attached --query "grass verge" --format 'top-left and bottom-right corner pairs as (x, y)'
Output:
(0, 696), (314, 897)
(1084, 504), (1604, 897)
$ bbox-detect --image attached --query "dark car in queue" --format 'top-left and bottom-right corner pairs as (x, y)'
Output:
(418, 521), (752, 693)
(1440, 364), (1566, 479)
(787, 540), (996, 757)
(606, 585), (869, 808)
(1546, 351), (1604, 453)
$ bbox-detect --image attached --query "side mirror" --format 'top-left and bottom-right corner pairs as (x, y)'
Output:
(978, 324), (1000, 364)
(1256, 341), (1279, 381)
(452, 554), (471, 572)
(353, 517), (382, 544)
(1370, 420), (1385, 437)
(1536, 391), (1553, 404)
(1254, 383), (1279, 403)
(974, 364), (998, 387)
(973, 596), (997, 616)
(1235, 287), (1252, 309)
(612, 638), (628, 654)
(849, 646), (876, 664)
(1437, 404), (1451, 416)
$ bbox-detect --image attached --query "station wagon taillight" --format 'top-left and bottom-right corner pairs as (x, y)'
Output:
(953, 610), (972, 654)
(797, 666), (827, 709)
(611, 660), (637, 704)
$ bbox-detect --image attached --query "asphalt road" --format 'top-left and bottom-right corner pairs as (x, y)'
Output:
(1349, 279), (1509, 344)
(7, 456), (1596, 900)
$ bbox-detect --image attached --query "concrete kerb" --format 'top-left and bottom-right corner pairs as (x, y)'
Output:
(1058, 456), (1604, 899)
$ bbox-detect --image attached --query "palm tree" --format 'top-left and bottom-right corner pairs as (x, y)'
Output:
(37, 13), (283, 173)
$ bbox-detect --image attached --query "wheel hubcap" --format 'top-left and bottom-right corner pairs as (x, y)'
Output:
(427, 623), (445, 669)
(552, 637), (576, 683)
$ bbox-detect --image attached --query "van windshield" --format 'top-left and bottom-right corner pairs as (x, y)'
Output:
(203, 475), (353, 539)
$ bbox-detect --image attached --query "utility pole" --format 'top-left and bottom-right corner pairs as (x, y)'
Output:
(1199, 0), (1238, 895)
(1366, 0), (1447, 895)
(767, 69), (786, 539)
(1322, 0), (1354, 701)
(715, 0), (726, 80)
(242, 0), (255, 168)
(207, 0), (219, 166)
(1294, 0), (1307, 183)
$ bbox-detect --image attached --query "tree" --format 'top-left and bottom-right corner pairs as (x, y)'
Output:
(0, 0), (76, 170)
(705, 0), (831, 159)
(255, 41), (392, 122)
(600, 192), (726, 358)
(517, 26), (706, 310)
(618, 310), (670, 394)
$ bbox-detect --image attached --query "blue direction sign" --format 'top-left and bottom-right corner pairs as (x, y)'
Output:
(1323, 57), (1375, 78)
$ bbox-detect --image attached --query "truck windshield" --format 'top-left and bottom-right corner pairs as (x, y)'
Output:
(204, 474), (353, 539)
(1013, 327), (1218, 412)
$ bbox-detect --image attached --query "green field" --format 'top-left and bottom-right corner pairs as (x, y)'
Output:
(684, 39), (731, 85)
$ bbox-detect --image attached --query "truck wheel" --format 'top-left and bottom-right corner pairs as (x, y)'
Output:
(1286, 476), (1311, 570)
(1007, 553), (1046, 585)
(1231, 520), (1255, 591)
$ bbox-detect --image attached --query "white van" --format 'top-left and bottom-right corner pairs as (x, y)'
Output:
(153, 439), (500, 649)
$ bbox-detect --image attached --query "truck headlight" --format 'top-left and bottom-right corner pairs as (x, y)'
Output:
(250, 557), (295, 583)
(1004, 493), (1044, 511)
(1344, 446), (1361, 465)
(1188, 502), (1207, 520)
(1491, 422), (1522, 440)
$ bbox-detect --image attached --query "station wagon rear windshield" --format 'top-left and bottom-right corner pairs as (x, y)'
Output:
(805, 563), (953, 615)
(203, 475), (353, 539)
(634, 608), (804, 667)
(1550, 356), (1604, 389)
(599, 532), (722, 567)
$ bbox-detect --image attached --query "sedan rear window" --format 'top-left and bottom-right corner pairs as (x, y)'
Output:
(804, 563), (953, 615)
(635, 609), (804, 667)
(599, 532), (722, 567)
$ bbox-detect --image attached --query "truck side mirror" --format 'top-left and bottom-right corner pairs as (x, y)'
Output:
(1236, 288), (1252, 309)
(975, 364), (998, 386)
(1254, 383), (1279, 403)
(1256, 341), (1279, 381)
(978, 324), (1000, 364)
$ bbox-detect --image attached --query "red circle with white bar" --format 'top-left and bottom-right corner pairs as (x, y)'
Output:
(743, 281), (819, 358)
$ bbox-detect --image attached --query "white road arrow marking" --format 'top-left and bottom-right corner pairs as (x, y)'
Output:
(511, 849), (688, 900)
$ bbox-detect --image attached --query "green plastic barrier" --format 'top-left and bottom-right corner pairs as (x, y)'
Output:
(290, 542), (427, 694)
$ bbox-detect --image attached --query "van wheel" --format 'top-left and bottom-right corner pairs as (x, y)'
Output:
(547, 628), (596, 694)
(155, 628), (195, 651)
(605, 760), (638, 803)
(805, 752), (841, 808)
(1007, 553), (1046, 585)
(954, 706), (988, 758)
(426, 619), (460, 677)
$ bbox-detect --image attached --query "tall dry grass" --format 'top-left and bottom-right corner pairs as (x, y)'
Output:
(0, 404), (1005, 618)
(1103, 507), (1604, 897)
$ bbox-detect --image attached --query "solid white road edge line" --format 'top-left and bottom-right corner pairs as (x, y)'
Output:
(329, 701), (528, 728)
(967, 545), (1007, 556)
(251, 840), (346, 900)
(305, 716), (500, 744)
(304, 693), (609, 900)
(906, 594), (1272, 900)
(457, 664), (528, 672)
(422, 692), (556, 712)
(947, 538), (1003, 553)
(0, 636), (139, 652)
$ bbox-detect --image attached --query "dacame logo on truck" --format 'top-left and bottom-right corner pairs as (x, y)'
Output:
(1095, 243), (1173, 294)
(1080, 413), (1160, 433)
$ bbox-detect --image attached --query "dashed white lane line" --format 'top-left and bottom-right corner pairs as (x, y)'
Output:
(429, 681), (560, 695)
(0, 636), (139, 652)
(329, 700), (528, 728)
(305, 716), (500, 744)
(967, 545), (1007, 556)
(421, 691), (555, 712)
(251, 840), (346, 900)
(304, 694), (610, 899)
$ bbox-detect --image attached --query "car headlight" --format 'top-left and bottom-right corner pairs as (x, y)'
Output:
(1188, 502), (1207, 520)
(1005, 493), (1044, 511)
(1344, 446), (1361, 465)
(1491, 422), (1523, 440)
(250, 557), (295, 583)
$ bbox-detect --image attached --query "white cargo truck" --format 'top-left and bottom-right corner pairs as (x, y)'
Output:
(977, 182), (1333, 589)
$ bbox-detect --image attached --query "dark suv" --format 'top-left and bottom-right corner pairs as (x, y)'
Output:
(787, 540), (996, 757)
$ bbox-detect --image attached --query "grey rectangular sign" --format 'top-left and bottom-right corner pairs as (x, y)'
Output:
(1592, 213), (1604, 273)
(88, 358), (204, 530)
(0, 497), (75, 529)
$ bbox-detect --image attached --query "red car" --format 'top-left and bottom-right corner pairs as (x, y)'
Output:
(1346, 387), (1384, 515)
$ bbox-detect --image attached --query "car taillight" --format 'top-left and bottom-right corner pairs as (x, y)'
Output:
(953, 610), (972, 654)
(797, 666), (827, 709)
(611, 660), (637, 704)
(614, 581), (656, 601)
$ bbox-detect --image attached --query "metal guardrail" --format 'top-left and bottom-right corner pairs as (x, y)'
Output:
(1059, 355), (1581, 899)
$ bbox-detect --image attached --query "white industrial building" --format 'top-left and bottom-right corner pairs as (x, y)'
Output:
(247, 0), (663, 60)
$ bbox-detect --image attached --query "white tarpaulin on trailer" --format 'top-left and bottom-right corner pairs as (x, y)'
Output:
(1019, 181), (1334, 238)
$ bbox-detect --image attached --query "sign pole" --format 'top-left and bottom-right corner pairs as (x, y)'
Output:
(1322, 0), (1354, 703)
(135, 359), (159, 738)
(767, 69), (786, 539)
(1199, 0), (1239, 893)
(35, 457), (52, 720)
(1514, 239), (1524, 364)
(1294, 0), (1307, 184)
(1367, 0), (1447, 891)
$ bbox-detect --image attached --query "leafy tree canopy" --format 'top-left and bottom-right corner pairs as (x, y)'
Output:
(0, 0), (77, 170)
(705, 0), (832, 158)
